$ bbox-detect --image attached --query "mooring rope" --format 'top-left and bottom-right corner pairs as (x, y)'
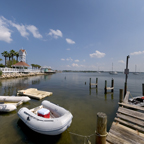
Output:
(68, 130), (107, 144)
(68, 130), (94, 144)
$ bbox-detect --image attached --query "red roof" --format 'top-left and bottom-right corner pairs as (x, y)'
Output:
(20, 49), (26, 53)
(12, 61), (30, 67)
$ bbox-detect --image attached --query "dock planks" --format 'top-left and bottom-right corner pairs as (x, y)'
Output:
(106, 91), (144, 144)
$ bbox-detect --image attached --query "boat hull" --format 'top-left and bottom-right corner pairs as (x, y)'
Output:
(0, 104), (17, 112)
(18, 100), (73, 135)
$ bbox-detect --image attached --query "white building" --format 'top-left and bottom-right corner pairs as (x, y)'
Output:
(19, 49), (26, 62)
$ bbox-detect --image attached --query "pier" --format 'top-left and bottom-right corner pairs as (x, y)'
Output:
(106, 91), (144, 144)
(0, 68), (41, 73)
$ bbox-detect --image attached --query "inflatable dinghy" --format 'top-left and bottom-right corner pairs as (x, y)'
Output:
(0, 96), (30, 112)
(18, 100), (73, 135)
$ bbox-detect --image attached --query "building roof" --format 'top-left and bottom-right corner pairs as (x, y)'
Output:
(19, 49), (26, 53)
(12, 61), (30, 67)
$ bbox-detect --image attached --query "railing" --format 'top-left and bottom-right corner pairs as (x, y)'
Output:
(0, 68), (41, 73)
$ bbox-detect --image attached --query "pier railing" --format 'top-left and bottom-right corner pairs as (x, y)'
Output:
(0, 68), (41, 73)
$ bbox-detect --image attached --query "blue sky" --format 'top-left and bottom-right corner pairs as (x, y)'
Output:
(0, 0), (144, 72)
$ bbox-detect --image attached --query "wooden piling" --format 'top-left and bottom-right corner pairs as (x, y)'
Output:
(104, 80), (107, 94)
(111, 79), (114, 92)
(124, 82), (127, 97)
(142, 84), (144, 96)
(96, 78), (98, 88)
(96, 112), (107, 144)
(89, 78), (91, 89)
(119, 89), (123, 103)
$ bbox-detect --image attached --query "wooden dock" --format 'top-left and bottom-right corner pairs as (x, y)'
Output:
(106, 91), (144, 144)
(17, 88), (53, 100)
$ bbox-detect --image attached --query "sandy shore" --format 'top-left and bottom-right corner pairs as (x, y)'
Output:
(0, 72), (46, 79)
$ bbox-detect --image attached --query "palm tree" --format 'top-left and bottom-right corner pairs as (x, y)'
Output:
(0, 58), (2, 62)
(1, 51), (8, 67)
(15, 52), (19, 62)
(7, 53), (11, 61)
(10, 50), (16, 65)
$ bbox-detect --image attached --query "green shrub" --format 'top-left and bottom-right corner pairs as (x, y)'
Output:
(0, 70), (2, 76)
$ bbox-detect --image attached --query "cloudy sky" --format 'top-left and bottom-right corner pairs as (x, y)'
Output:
(0, 0), (144, 72)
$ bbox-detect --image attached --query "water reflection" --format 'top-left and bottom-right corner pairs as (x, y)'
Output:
(17, 119), (71, 144)
(89, 87), (98, 96)
(104, 93), (114, 101)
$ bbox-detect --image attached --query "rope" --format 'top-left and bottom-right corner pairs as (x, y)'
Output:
(68, 130), (108, 144)
(68, 130), (95, 144)
(95, 131), (108, 137)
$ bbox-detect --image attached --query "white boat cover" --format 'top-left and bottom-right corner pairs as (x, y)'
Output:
(18, 100), (73, 135)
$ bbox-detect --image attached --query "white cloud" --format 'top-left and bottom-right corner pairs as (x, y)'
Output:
(61, 58), (65, 61)
(66, 38), (75, 44)
(27, 25), (42, 39)
(130, 51), (144, 55)
(66, 57), (73, 61)
(48, 29), (62, 39)
(83, 59), (85, 62)
(2, 16), (42, 39)
(118, 60), (125, 64)
(75, 59), (79, 62)
(0, 17), (12, 43)
(11, 23), (29, 39)
(66, 48), (70, 50)
(89, 50), (105, 58)
(72, 63), (79, 67)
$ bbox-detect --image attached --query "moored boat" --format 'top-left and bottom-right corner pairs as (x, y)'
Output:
(0, 96), (30, 112)
(17, 100), (73, 135)
(128, 96), (144, 107)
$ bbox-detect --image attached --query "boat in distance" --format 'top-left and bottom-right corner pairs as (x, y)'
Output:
(17, 100), (73, 135)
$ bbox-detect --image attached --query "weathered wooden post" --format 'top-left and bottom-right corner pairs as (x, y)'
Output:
(89, 78), (91, 89)
(104, 80), (107, 94)
(96, 112), (107, 144)
(142, 84), (144, 96)
(96, 78), (98, 88)
(119, 89), (123, 103)
(124, 55), (130, 96)
(111, 79), (114, 92)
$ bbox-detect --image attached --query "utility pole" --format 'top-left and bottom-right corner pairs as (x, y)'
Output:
(124, 55), (130, 96)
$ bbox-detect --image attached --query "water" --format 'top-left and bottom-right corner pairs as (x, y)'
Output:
(0, 72), (144, 144)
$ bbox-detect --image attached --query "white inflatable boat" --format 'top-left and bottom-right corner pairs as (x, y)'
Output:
(0, 96), (30, 112)
(18, 100), (73, 135)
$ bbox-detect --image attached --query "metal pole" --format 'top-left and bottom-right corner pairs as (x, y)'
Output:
(124, 55), (130, 96)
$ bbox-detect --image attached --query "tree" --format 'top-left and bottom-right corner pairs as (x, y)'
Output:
(10, 50), (16, 65)
(31, 64), (34, 69)
(15, 52), (19, 62)
(1, 51), (8, 67)
(0, 58), (2, 62)
(7, 53), (11, 61)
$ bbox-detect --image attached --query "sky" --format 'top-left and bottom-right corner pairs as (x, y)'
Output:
(0, 0), (144, 72)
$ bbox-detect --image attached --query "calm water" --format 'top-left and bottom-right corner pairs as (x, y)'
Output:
(0, 72), (144, 144)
